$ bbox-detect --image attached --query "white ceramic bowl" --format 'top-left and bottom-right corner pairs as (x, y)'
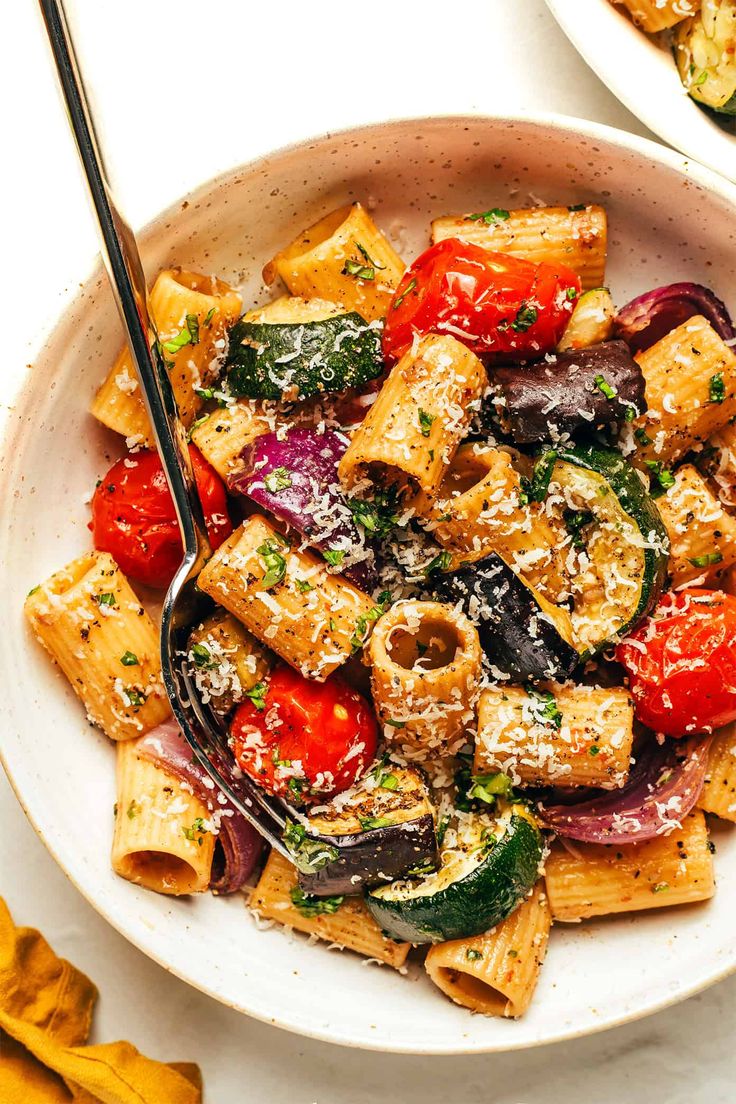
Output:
(3, 114), (736, 1054)
(545, 0), (736, 182)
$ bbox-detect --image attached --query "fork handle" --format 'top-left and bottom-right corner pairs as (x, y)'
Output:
(37, 0), (209, 562)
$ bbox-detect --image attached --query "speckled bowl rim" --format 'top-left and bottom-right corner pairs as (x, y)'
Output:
(3, 111), (736, 1054)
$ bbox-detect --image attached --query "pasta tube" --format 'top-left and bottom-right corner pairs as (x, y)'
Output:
(424, 884), (551, 1017)
(197, 515), (374, 680)
(250, 851), (410, 968)
(545, 810), (714, 921)
(263, 204), (405, 322)
(613, 0), (701, 33)
(338, 334), (487, 499)
(412, 443), (568, 600)
(699, 722), (736, 822)
(655, 464), (736, 585)
(112, 739), (215, 895)
(633, 315), (736, 467)
(368, 599), (482, 760)
(91, 269), (242, 446)
(188, 610), (271, 714)
(431, 205), (607, 290)
(189, 401), (273, 481)
(24, 551), (170, 741)
(475, 683), (635, 789)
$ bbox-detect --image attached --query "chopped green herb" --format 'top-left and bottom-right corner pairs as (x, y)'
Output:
(257, 537), (288, 588)
(693, 70), (709, 87)
(191, 642), (217, 669)
(245, 681), (268, 710)
(350, 591), (392, 651)
(323, 549), (346, 568)
(709, 372), (725, 404)
(163, 313), (200, 353)
(589, 745), (600, 757)
(127, 800), (141, 820)
(203, 307), (216, 327)
(182, 817), (209, 845)
(520, 449), (558, 505)
(288, 777), (306, 800)
(467, 207), (510, 225)
(466, 949), (483, 962)
(348, 487), (400, 539)
(342, 241), (384, 282)
(282, 819), (339, 874)
(566, 286), (579, 301)
(124, 687), (146, 708)
(188, 413), (210, 440)
(507, 949), (519, 958)
(371, 761), (400, 790)
(651, 881), (670, 893)
(422, 550), (452, 577)
(264, 466), (293, 493)
(418, 408), (435, 438)
(120, 650), (139, 666)
(510, 302), (538, 333)
(467, 772), (515, 806)
(644, 460), (676, 497)
(27, 585), (40, 597)
(568, 203), (587, 212)
(290, 886), (344, 917)
(688, 551), (723, 568)
(393, 277), (417, 309)
(295, 578), (314, 593)
(634, 426), (652, 446)
(359, 815), (395, 830)
(564, 508), (594, 550)
(385, 718), (406, 729)
(624, 404), (636, 422)
(525, 684), (562, 729)
(594, 374), (617, 400)
(95, 592), (117, 607)
(436, 815), (450, 847)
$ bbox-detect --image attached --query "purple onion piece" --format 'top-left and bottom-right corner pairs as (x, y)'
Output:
(537, 734), (712, 844)
(615, 282), (735, 355)
(136, 720), (264, 893)
(229, 426), (376, 589)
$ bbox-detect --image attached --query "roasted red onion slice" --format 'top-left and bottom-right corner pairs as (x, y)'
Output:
(538, 734), (711, 844)
(229, 426), (376, 589)
(615, 282), (734, 355)
(136, 719), (264, 893)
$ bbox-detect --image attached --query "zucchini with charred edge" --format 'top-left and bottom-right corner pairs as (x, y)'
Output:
(431, 551), (579, 681)
(287, 765), (438, 897)
(366, 809), (543, 944)
(552, 445), (669, 654)
(225, 311), (383, 400)
(674, 3), (736, 116)
(493, 340), (646, 444)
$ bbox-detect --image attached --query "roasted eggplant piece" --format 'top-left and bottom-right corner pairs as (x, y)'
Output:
(431, 551), (579, 681)
(493, 340), (646, 444)
(291, 765), (438, 896)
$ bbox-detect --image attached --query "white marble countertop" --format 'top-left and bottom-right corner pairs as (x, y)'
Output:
(2, 1), (735, 1100)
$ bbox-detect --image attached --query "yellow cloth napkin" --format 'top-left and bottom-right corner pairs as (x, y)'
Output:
(0, 899), (201, 1103)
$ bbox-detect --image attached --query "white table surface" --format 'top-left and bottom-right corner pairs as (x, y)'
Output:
(2, 1), (735, 1100)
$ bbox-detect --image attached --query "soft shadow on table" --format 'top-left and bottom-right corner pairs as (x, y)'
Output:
(3, 773), (733, 1104)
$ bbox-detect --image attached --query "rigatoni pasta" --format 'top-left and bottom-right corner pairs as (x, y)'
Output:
(24, 551), (170, 740)
(612, 0), (700, 33)
(112, 739), (215, 895)
(475, 684), (635, 789)
(545, 811), (714, 920)
(699, 723), (736, 821)
(189, 400), (272, 481)
(425, 884), (551, 1017)
(91, 268), (242, 446)
(431, 204), (607, 290)
(654, 463), (736, 584)
(197, 515), (375, 680)
(338, 334), (487, 498)
(263, 203), (405, 322)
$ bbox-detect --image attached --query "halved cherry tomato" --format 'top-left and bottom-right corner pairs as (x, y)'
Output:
(382, 238), (580, 362)
(616, 589), (736, 737)
(90, 445), (232, 588)
(230, 665), (377, 805)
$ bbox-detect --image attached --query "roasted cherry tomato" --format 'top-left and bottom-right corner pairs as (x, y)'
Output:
(230, 665), (378, 804)
(616, 589), (736, 737)
(90, 445), (232, 588)
(382, 238), (580, 362)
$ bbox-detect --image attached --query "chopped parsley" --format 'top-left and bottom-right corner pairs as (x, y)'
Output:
(120, 650), (139, 666)
(257, 537), (288, 588)
(709, 372), (725, 404)
(634, 426), (652, 446)
(95, 592), (117, 607)
(644, 460), (676, 497)
(123, 687), (146, 708)
(191, 642), (217, 669)
(126, 800), (141, 820)
(651, 881), (670, 893)
(693, 70), (709, 87)
(290, 886), (344, 917)
(589, 745), (600, 757)
(370, 760), (400, 790)
(520, 449), (558, 505)
(467, 772), (515, 806)
(182, 817), (209, 845)
(342, 241), (385, 282)
(163, 313), (200, 353)
(385, 718), (406, 729)
(350, 591), (392, 652)
(466, 948), (483, 962)
(245, 681), (268, 710)
(393, 277), (417, 309)
(282, 819), (339, 874)
(593, 374), (617, 400)
(563, 508), (594, 550)
(348, 488), (399, 539)
(295, 578), (314, 593)
(566, 286), (579, 301)
(203, 307), (216, 327)
(466, 207), (510, 225)
(418, 408), (435, 438)
(688, 551), (723, 568)
(264, 466), (293, 494)
(436, 814), (450, 847)
(323, 549), (346, 568)
(510, 302), (538, 333)
(422, 550), (452, 577)
(525, 685), (562, 729)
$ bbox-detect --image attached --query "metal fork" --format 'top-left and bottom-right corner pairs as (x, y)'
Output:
(38, 0), (294, 857)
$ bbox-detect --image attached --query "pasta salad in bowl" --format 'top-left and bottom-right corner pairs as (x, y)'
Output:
(4, 115), (736, 1051)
